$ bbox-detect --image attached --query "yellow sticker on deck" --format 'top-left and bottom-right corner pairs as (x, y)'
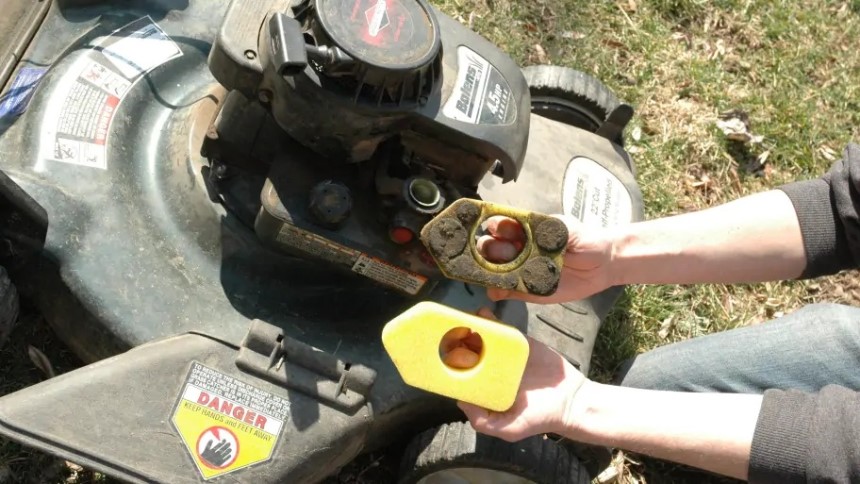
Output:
(171, 362), (291, 480)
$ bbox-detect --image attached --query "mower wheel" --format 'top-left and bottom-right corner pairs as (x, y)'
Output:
(398, 422), (589, 484)
(523, 65), (623, 144)
(0, 265), (19, 347)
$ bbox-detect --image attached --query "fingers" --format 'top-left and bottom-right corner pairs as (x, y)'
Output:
(440, 327), (471, 353)
(443, 346), (481, 368)
(487, 287), (546, 304)
(477, 236), (520, 263)
(458, 401), (489, 425)
(476, 306), (496, 320)
(484, 216), (526, 241)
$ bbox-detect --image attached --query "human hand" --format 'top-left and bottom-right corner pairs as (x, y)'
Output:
(477, 215), (617, 303)
(453, 308), (587, 442)
(200, 438), (233, 467)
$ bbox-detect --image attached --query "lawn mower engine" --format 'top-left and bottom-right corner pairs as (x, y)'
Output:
(0, 0), (644, 483)
(205, 0), (530, 296)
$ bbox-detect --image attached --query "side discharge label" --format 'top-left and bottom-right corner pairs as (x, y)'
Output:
(38, 16), (182, 170)
(443, 46), (515, 125)
(276, 223), (428, 295)
(172, 362), (291, 480)
(562, 157), (633, 228)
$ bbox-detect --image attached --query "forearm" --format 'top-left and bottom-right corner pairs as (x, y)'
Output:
(564, 382), (761, 480)
(610, 190), (806, 285)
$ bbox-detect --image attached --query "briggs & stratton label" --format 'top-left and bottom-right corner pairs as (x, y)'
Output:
(172, 362), (291, 480)
(37, 16), (182, 170)
(443, 46), (515, 125)
(276, 222), (428, 295)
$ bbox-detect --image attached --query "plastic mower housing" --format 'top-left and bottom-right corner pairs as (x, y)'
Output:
(0, 0), (644, 482)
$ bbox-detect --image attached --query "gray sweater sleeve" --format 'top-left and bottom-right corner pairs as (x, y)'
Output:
(749, 385), (860, 483)
(778, 143), (860, 278)
(745, 145), (860, 481)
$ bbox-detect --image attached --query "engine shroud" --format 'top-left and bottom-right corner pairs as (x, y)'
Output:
(204, 0), (534, 296)
(210, 0), (531, 186)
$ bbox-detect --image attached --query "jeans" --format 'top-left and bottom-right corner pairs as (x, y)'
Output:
(616, 303), (860, 394)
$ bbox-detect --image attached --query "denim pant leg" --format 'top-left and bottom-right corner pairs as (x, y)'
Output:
(616, 303), (860, 394)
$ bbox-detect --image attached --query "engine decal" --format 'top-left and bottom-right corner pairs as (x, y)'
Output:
(171, 362), (290, 480)
(443, 46), (516, 125)
(276, 222), (428, 295)
(365, 0), (391, 37)
(37, 16), (182, 170)
(562, 157), (633, 228)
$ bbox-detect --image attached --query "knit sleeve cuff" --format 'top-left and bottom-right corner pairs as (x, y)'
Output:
(748, 389), (811, 483)
(777, 179), (846, 278)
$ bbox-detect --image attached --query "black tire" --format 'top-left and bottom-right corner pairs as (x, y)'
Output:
(0, 265), (19, 347)
(523, 65), (622, 142)
(398, 422), (590, 484)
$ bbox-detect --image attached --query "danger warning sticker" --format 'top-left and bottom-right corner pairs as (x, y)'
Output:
(172, 362), (290, 480)
(38, 16), (181, 170)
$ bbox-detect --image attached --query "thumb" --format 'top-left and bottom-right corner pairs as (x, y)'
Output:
(458, 401), (493, 430)
(487, 287), (544, 304)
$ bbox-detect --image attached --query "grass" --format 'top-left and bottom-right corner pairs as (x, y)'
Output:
(3, 0), (860, 482)
(432, 0), (860, 481)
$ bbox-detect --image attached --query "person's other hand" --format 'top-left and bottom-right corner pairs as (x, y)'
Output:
(477, 215), (616, 303)
(456, 308), (587, 442)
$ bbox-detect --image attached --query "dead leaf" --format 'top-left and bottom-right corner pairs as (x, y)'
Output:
(596, 463), (619, 483)
(561, 31), (585, 40)
(716, 115), (764, 145)
(621, 0), (637, 12)
(819, 145), (838, 161)
(27, 345), (56, 379)
(658, 316), (675, 339)
(533, 44), (548, 64)
(602, 38), (627, 50)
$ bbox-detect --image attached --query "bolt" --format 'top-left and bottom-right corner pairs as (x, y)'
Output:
(212, 163), (229, 179)
(244, 49), (257, 60)
(258, 89), (273, 104)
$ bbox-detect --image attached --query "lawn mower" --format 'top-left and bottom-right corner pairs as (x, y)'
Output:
(0, 0), (643, 482)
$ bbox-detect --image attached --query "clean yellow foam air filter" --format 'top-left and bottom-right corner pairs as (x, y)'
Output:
(382, 302), (529, 412)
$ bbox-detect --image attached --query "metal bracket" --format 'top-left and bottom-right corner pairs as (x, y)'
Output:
(236, 320), (376, 413)
(595, 103), (634, 143)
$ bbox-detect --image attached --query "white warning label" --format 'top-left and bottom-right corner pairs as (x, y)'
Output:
(38, 16), (182, 171)
(562, 157), (633, 228)
(352, 254), (427, 296)
(102, 22), (182, 79)
(172, 362), (290, 480)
